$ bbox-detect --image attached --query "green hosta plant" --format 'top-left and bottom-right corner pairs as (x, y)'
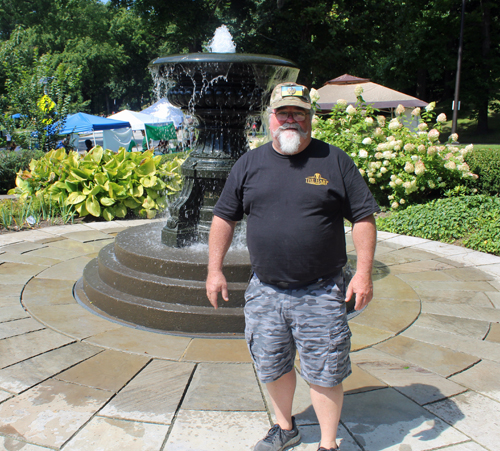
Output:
(9, 146), (184, 220)
(312, 87), (477, 209)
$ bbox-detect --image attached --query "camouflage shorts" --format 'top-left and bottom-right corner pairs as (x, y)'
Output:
(244, 272), (352, 388)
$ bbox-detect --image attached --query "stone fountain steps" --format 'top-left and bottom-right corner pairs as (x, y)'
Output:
(97, 244), (247, 307)
(79, 260), (245, 335)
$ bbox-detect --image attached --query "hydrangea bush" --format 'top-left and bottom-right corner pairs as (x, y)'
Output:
(311, 88), (477, 209)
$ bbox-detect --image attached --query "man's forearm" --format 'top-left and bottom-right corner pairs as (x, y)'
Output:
(208, 215), (237, 273)
(351, 214), (377, 275)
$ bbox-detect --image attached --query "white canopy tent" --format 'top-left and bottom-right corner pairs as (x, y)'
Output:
(108, 110), (159, 131)
(141, 99), (184, 127)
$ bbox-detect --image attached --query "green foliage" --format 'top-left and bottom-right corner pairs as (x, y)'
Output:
(0, 195), (76, 230)
(464, 147), (500, 195)
(377, 195), (500, 256)
(312, 89), (477, 209)
(0, 148), (44, 194)
(9, 146), (184, 221)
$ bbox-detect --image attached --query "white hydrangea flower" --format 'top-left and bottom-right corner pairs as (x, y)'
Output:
(362, 137), (372, 145)
(418, 122), (428, 131)
(354, 85), (364, 96)
(458, 163), (470, 172)
(377, 142), (388, 151)
(396, 104), (405, 115)
(346, 105), (357, 115)
(440, 182), (446, 187)
(387, 136), (395, 142)
(389, 181), (396, 188)
(425, 102), (435, 112)
(450, 133), (459, 142)
(404, 143), (416, 152)
(390, 174), (397, 181)
(359, 149), (368, 158)
(415, 161), (426, 175)
(428, 180), (436, 189)
(365, 117), (374, 125)
(369, 177), (376, 184)
(382, 150), (393, 159)
(351, 152), (357, 157)
(444, 161), (456, 170)
(310, 88), (320, 103)
(391, 201), (400, 209)
(464, 144), (474, 153)
(377, 116), (386, 127)
(400, 198), (406, 204)
(395, 178), (403, 185)
(404, 162), (415, 173)
(411, 155), (419, 161)
(380, 167), (388, 173)
(388, 119), (402, 130)
(428, 129), (440, 141)
(436, 113), (447, 122)
(374, 127), (384, 136)
(411, 107), (421, 116)
(376, 173), (382, 178)
(359, 168), (366, 176)
(418, 144), (426, 153)
(337, 99), (348, 107)
(403, 181), (412, 189)
(383, 159), (390, 166)
(375, 152), (383, 159)
(388, 195), (395, 200)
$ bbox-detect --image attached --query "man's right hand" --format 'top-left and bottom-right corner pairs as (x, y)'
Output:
(206, 270), (229, 309)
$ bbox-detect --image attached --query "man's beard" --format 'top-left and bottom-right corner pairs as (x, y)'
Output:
(273, 123), (308, 155)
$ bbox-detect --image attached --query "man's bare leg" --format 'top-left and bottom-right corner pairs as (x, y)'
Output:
(310, 383), (343, 449)
(266, 368), (297, 430)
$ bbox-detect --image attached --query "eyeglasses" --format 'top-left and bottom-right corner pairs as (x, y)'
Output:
(272, 110), (309, 122)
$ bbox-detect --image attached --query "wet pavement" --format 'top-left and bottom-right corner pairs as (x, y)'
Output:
(0, 218), (499, 450)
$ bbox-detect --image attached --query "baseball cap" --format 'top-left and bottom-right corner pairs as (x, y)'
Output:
(269, 83), (312, 110)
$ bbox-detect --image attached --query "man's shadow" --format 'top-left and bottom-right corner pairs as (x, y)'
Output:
(292, 383), (466, 451)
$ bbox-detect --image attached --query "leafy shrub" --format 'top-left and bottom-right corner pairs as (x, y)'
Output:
(0, 148), (44, 194)
(377, 195), (500, 255)
(464, 147), (500, 195)
(312, 88), (477, 209)
(9, 146), (184, 220)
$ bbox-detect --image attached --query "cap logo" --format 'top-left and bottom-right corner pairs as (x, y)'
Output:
(282, 86), (304, 98)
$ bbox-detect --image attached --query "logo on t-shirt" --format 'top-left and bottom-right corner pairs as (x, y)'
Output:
(305, 173), (329, 186)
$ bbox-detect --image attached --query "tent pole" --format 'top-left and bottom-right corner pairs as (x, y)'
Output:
(92, 131), (96, 146)
(145, 129), (150, 150)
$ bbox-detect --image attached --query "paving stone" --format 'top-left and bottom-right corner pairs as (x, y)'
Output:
(292, 423), (363, 450)
(349, 322), (394, 351)
(420, 302), (500, 322)
(0, 252), (61, 266)
(84, 326), (191, 360)
(0, 303), (30, 322)
(164, 410), (270, 451)
(34, 255), (93, 280)
(26, 246), (87, 261)
(374, 335), (479, 378)
(351, 348), (466, 405)
(0, 328), (74, 369)
(22, 278), (77, 306)
(411, 313), (490, 339)
(383, 236), (431, 247)
(115, 219), (160, 228)
(349, 298), (420, 334)
(480, 263), (500, 278)
(182, 338), (252, 362)
(84, 220), (123, 231)
(373, 250), (428, 266)
(410, 280), (497, 293)
(36, 223), (93, 235)
(376, 231), (400, 240)
(437, 443), (489, 451)
(342, 387), (468, 451)
(0, 317), (45, 340)
(182, 363), (265, 411)
(5, 230), (58, 242)
(388, 259), (455, 274)
(0, 234), (23, 246)
(56, 349), (149, 392)
(0, 389), (12, 402)
(374, 244), (397, 256)
(425, 391), (500, 450)
(343, 363), (387, 395)
(417, 290), (493, 307)
(61, 230), (115, 242)
(397, 271), (456, 283)
(485, 322), (500, 343)
(402, 325), (500, 363)
(63, 416), (169, 451)
(0, 262), (46, 284)
(443, 267), (496, 281)
(0, 283), (25, 297)
(44, 238), (101, 253)
(100, 360), (194, 424)
(412, 241), (474, 256)
(372, 275), (420, 300)
(0, 296), (20, 307)
(0, 242), (47, 254)
(0, 378), (112, 448)
(486, 291), (500, 308)
(450, 360), (500, 402)
(88, 238), (114, 251)
(0, 342), (102, 394)
(445, 251), (500, 267)
(0, 437), (52, 450)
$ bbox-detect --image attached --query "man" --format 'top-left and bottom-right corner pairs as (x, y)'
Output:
(206, 82), (379, 451)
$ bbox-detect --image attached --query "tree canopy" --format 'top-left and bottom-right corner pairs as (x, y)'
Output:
(0, 0), (498, 138)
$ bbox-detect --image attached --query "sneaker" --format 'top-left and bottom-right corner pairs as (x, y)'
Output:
(318, 446), (340, 451)
(254, 416), (301, 451)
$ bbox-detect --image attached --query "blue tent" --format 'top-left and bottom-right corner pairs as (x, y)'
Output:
(58, 113), (131, 135)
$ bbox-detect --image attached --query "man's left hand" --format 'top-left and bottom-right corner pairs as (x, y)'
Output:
(345, 272), (373, 311)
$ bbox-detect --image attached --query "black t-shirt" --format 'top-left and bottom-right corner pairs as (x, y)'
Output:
(213, 139), (380, 285)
